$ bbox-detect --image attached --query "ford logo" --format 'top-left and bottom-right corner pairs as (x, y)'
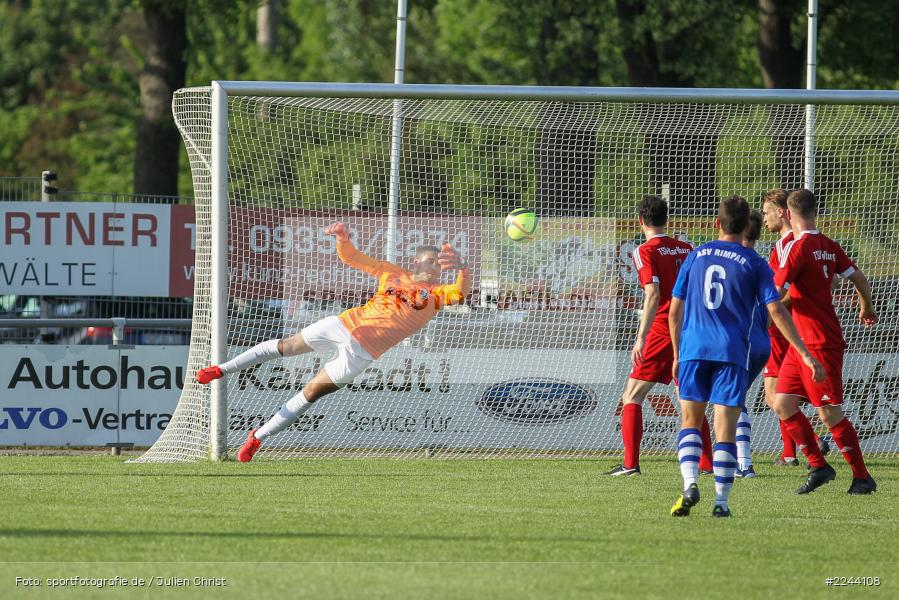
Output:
(476, 378), (597, 425)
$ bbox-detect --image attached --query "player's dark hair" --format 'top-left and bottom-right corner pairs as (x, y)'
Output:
(745, 209), (763, 243)
(638, 195), (669, 226)
(762, 188), (788, 210)
(415, 245), (440, 258)
(787, 188), (817, 218)
(718, 195), (750, 234)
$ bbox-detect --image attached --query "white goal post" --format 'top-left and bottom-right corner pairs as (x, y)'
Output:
(137, 82), (899, 462)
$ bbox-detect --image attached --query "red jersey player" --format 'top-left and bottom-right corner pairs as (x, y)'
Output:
(761, 189), (829, 466)
(772, 189), (878, 495)
(606, 195), (712, 476)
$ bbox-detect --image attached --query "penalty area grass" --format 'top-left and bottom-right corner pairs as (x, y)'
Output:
(0, 455), (896, 599)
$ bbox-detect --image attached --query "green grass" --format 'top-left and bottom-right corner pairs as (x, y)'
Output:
(1, 455), (897, 599)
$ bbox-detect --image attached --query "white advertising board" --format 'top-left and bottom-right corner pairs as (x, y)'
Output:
(2, 344), (895, 453)
(0, 203), (173, 295)
(0, 346), (186, 446)
(226, 349), (899, 453)
(226, 346), (622, 450)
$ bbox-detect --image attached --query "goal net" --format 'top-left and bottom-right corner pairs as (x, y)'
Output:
(137, 85), (899, 461)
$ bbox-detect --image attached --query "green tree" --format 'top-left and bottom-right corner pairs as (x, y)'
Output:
(817, 0), (899, 90)
(322, 0), (397, 82)
(3, 0), (899, 202)
(0, 0), (139, 192)
(133, 0), (187, 197)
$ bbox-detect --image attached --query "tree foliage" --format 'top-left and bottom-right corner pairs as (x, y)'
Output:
(1, 0), (897, 195)
(0, 0), (139, 191)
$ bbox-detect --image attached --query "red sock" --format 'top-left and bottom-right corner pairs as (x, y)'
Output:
(699, 416), (713, 471)
(621, 403), (643, 469)
(779, 419), (797, 459)
(782, 413), (826, 469)
(829, 418), (870, 480)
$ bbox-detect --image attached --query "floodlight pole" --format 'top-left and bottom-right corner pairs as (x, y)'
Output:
(386, 0), (407, 263)
(805, 0), (818, 191)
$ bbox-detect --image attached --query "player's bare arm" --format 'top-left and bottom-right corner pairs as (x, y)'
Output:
(846, 269), (878, 327)
(779, 290), (792, 309)
(776, 285), (787, 301)
(770, 288), (793, 344)
(766, 301), (825, 382)
(668, 296), (684, 382)
(632, 282), (661, 366)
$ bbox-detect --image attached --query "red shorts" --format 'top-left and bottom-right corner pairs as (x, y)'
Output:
(764, 334), (789, 378)
(629, 326), (674, 385)
(775, 346), (844, 407)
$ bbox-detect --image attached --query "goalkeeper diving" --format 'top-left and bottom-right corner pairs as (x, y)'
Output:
(196, 222), (471, 461)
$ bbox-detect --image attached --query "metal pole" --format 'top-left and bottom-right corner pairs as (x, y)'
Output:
(386, 0), (407, 263)
(210, 82), (230, 461)
(111, 317), (127, 346)
(805, 0), (818, 191)
(39, 171), (57, 341)
(40, 170), (57, 201)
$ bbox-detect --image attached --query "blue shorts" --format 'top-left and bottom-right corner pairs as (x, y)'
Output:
(748, 353), (768, 385)
(678, 360), (748, 407)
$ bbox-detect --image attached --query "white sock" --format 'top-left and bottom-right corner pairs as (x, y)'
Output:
(713, 442), (738, 508)
(677, 428), (702, 490)
(736, 409), (752, 470)
(255, 392), (312, 441)
(219, 339), (281, 374)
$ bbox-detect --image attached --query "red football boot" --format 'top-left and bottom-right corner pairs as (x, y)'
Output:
(236, 429), (262, 463)
(196, 365), (223, 384)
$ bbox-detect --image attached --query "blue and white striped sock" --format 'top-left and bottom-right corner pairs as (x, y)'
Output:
(677, 428), (703, 490)
(713, 442), (738, 509)
(736, 409), (752, 471)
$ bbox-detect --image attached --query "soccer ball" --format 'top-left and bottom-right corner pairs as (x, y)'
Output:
(505, 208), (538, 241)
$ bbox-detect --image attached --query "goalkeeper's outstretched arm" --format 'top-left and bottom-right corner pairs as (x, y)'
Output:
(326, 222), (395, 276)
(439, 267), (472, 306)
(434, 243), (472, 306)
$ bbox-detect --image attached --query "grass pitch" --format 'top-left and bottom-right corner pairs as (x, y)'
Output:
(1, 455), (897, 599)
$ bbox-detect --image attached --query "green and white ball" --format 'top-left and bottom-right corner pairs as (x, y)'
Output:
(504, 208), (538, 241)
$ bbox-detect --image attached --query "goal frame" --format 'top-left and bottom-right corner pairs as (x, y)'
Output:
(207, 81), (899, 461)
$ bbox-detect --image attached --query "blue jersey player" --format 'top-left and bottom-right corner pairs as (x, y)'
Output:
(667, 196), (824, 518)
(733, 210), (772, 479)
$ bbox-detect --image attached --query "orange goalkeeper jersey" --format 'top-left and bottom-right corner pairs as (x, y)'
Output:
(336, 240), (471, 358)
